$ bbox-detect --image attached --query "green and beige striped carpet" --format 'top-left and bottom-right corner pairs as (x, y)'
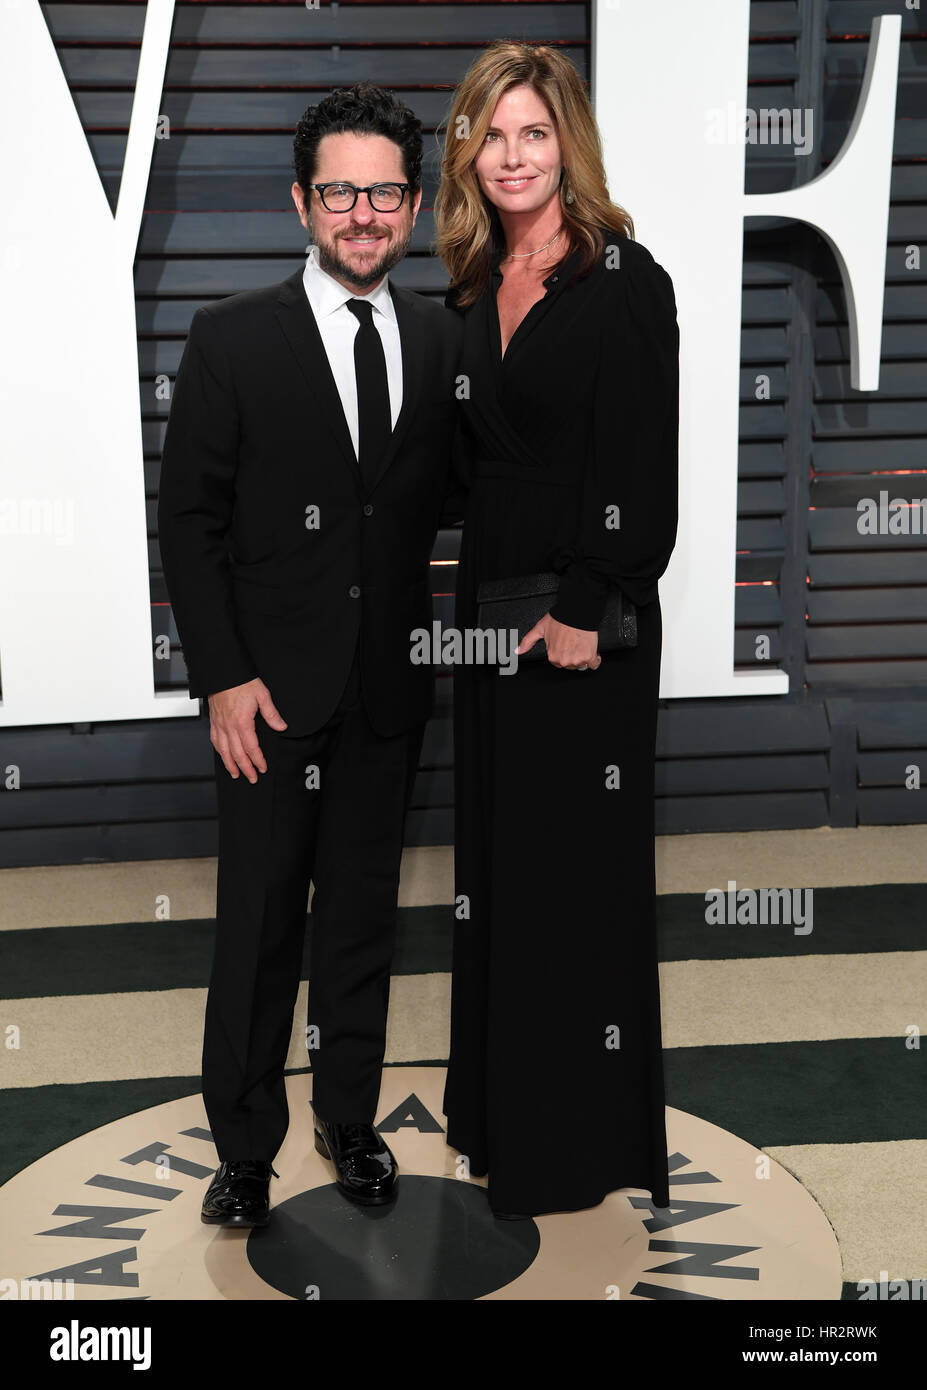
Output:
(1, 825), (924, 1301)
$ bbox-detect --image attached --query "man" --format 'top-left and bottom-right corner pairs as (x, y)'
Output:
(157, 83), (463, 1227)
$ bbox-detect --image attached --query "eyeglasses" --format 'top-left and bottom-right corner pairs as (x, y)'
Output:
(310, 182), (410, 213)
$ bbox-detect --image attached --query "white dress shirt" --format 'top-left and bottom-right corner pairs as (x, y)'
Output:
(301, 243), (403, 460)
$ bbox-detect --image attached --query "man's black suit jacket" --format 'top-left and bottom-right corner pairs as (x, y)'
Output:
(157, 267), (464, 738)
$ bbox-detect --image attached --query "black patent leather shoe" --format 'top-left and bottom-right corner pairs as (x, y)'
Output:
(201, 1159), (278, 1227)
(313, 1119), (398, 1205)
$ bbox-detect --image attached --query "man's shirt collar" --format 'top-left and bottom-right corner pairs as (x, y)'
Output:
(303, 242), (396, 321)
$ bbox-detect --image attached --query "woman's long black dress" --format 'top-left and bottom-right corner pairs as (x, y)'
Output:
(442, 232), (679, 1215)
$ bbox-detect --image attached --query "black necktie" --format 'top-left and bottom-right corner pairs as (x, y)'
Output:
(345, 297), (391, 493)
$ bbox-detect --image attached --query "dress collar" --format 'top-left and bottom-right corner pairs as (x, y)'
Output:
(490, 235), (584, 291)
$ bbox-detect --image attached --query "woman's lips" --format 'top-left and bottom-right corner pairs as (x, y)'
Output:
(496, 176), (537, 189)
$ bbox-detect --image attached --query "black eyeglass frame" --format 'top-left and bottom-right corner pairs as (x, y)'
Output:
(309, 182), (412, 212)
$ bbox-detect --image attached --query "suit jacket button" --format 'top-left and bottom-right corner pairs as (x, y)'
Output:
(348, 584), (361, 599)
(363, 503), (374, 516)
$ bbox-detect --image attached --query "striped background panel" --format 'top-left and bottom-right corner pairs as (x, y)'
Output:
(0, 0), (923, 866)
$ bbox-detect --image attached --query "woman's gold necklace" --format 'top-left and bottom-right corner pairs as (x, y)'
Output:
(504, 226), (564, 260)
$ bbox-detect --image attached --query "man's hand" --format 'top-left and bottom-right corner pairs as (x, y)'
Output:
(208, 677), (288, 782)
(517, 612), (602, 670)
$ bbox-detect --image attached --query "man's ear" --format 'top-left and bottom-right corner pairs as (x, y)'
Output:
(291, 181), (309, 228)
(410, 187), (423, 227)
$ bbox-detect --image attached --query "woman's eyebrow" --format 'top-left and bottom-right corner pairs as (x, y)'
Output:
(484, 121), (553, 132)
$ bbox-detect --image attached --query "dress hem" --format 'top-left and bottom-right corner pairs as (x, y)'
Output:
(444, 1130), (670, 1214)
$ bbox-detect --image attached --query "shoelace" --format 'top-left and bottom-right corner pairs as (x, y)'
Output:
(221, 1160), (279, 1181)
(327, 1123), (381, 1155)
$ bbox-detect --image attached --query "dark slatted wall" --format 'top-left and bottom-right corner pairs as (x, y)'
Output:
(0, 0), (923, 866)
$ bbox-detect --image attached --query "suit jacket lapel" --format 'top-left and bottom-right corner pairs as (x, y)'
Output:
(273, 269), (425, 494)
(274, 269), (361, 489)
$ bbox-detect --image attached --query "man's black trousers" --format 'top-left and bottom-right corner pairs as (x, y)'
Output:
(202, 643), (425, 1161)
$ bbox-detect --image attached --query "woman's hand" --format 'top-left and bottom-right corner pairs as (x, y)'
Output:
(517, 613), (601, 670)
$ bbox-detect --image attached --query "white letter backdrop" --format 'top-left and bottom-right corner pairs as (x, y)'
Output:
(0, 0), (190, 725)
(0, 0), (901, 723)
(593, 0), (900, 697)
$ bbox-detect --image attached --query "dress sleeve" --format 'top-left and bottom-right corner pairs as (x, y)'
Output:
(547, 258), (680, 631)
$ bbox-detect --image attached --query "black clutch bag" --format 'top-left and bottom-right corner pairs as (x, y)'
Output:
(475, 571), (637, 661)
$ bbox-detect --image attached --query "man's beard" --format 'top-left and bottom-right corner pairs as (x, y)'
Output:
(311, 217), (413, 288)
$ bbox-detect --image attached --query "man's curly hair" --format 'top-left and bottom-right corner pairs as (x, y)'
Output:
(293, 83), (423, 197)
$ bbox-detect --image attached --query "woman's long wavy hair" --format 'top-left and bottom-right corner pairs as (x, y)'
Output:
(434, 42), (634, 307)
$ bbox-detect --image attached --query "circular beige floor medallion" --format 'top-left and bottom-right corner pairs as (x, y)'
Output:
(0, 1067), (840, 1300)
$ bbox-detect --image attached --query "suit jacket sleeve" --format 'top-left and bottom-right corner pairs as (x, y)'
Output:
(547, 258), (680, 631)
(438, 412), (472, 527)
(157, 306), (259, 698)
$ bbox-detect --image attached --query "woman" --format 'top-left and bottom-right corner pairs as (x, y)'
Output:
(434, 42), (679, 1217)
